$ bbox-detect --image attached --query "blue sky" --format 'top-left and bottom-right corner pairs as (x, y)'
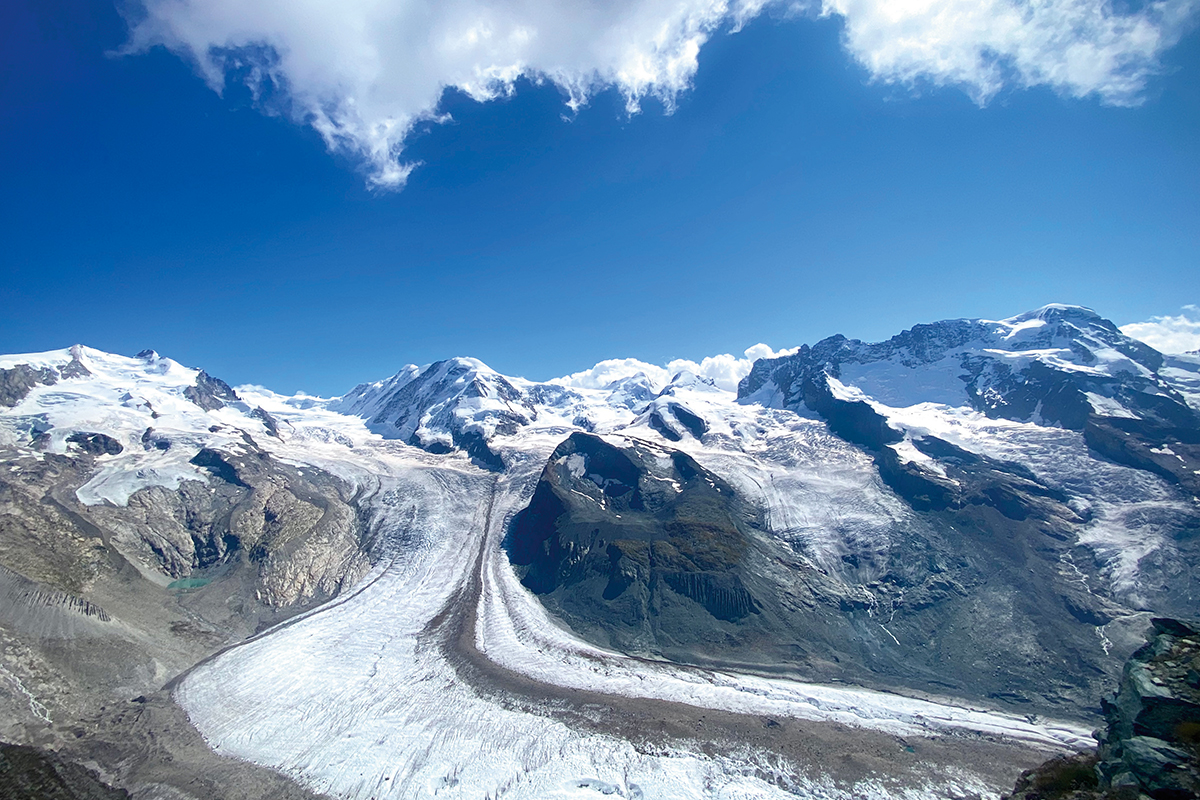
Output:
(2, 0), (1199, 395)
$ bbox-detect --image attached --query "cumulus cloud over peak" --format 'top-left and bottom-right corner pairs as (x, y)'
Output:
(127, 0), (765, 188)
(1121, 307), (1200, 354)
(127, 0), (1198, 187)
(555, 343), (797, 393)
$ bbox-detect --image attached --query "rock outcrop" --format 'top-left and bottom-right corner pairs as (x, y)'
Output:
(0, 742), (131, 800)
(1005, 618), (1200, 800)
(506, 432), (776, 653)
(738, 305), (1200, 495)
(505, 432), (1148, 713)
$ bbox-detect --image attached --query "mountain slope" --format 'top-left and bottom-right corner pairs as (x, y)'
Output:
(739, 304), (1200, 493)
(0, 304), (1198, 800)
(0, 346), (376, 799)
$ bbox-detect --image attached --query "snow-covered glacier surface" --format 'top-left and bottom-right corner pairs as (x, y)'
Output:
(175, 421), (1091, 800)
(4, 308), (1192, 800)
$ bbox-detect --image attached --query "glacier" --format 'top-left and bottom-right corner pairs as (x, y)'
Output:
(2, 304), (1199, 799)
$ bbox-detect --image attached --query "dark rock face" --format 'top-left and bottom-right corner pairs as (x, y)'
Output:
(250, 406), (282, 438)
(140, 428), (171, 451)
(190, 448), (251, 490)
(667, 403), (708, 439)
(507, 432), (765, 643)
(506, 434), (1140, 712)
(799, 372), (903, 451)
(877, 435), (1078, 523)
(445, 428), (506, 471)
(771, 372), (1080, 525)
(1005, 618), (1200, 800)
(738, 307), (1200, 494)
(1085, 417), (1200, 497)
(647, 402), (709, 442)
(1004, 753), (1101, 800)
(66, 432), (124, 457)
(0, 365), (58, 408)
(183, 371), (240, 412)
(0, 351), (95, 408)
(1096, 618), (1200, 799)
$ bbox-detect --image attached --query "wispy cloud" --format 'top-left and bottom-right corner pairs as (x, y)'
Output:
(825, 0), (1198, 106)
(125, 0), (1199, 188)
(1121, 306), (1200, 353)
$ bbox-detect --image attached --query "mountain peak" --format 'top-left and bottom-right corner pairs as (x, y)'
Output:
(1001, 303), (1103, 325)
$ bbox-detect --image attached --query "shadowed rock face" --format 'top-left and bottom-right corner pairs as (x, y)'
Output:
(505, 433), (1163, 714)
(781, 371), (1083, 525)
(1097, 618), (1200, 799)
(507, 432), (766, 643)
(183, 371), (240, 412)
(0, 742), (131, 800)
(1005, 618), (1200, 800)
(66, 433), (124, 457)
(1085, 416), (1200, 497)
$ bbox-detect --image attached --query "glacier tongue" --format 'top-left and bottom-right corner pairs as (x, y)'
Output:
(176, 434), (1089, 800)
(3, 304), (1199, 800)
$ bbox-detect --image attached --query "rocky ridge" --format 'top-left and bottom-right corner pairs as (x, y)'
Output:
(1, 305), (1199, 799)
(0, 347), (375, 799)
(738, 305), (1200, 495)
(1004, 617), (1200, 800)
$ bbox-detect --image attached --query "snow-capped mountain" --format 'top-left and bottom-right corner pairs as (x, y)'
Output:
(327, 356), (734, 468)
(740, 304), (1200, 493)
(740, 304), (1188, 418)
(0, 345), (287, 501)
(1, 304), (1199, 800)
(331, 356), (578, 469)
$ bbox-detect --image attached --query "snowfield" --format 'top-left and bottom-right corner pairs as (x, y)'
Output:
(175, 433), (1088, 800)
(2, 308), (1192, 800)
(170, 412), (1095, 800)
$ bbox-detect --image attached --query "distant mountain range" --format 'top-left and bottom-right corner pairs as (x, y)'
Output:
(1, 304), (1198, 800)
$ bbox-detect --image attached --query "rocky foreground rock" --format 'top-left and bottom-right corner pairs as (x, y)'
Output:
(1, 306), (1198, 799)
(1005, 618), (1200, 800)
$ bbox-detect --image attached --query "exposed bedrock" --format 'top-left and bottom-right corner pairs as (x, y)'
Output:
(738, 363), (1200, 652)
(506, 432), (1180, 717)
(738, 306), (1200, 494)
(1005, 618), (1200, 800)
(1085, 416), (1200, 497)
(0, 349), (91, 409)
(778, 371), (1085, 526)
(0, 365), (59, 409)
(182, 370), (240, 412)
(506, 432), (772, 646)
(65, 432), (123, 457)
(0, 438), (376, 798)
(0, 741), (131, 800)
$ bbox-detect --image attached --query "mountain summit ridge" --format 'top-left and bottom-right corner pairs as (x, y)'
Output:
(2, 304), (1200, 800)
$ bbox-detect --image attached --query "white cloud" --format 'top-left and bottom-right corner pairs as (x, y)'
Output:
(126, 0), (768, 189)
(555, 343), (796, 393)
(554, 358), (674, 391)
(126, 0), (1198, 187)
(1121, 308), (1200, 354)
(824, 0), (1199, 106)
